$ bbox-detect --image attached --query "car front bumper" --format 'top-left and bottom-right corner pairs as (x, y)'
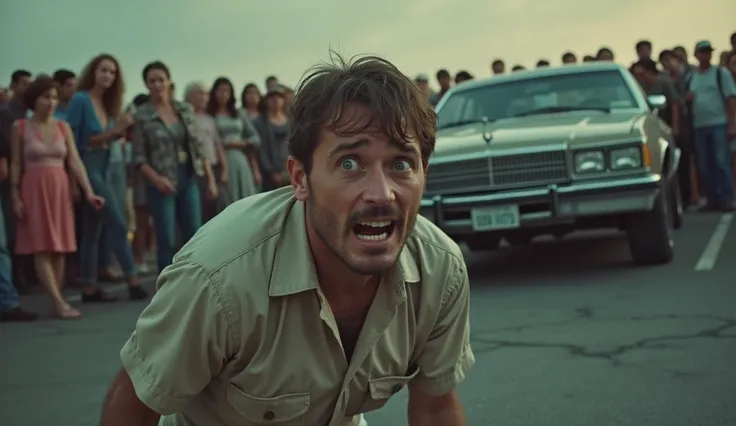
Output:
(420, 174), (662, 236)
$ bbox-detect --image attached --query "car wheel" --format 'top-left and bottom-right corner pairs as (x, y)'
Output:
(505, 233), (534, 246)
(626, 182), (674, 266)
(669, 177), (684, 230)
(465, 234), (501, 251)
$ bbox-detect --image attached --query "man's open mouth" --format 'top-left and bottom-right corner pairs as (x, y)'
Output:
(353, 220), (397, 242)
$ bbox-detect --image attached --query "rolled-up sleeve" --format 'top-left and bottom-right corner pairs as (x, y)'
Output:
(120, 260), (238, 415)
(131, 113), (147, 168)
(411, 259), (475, 396)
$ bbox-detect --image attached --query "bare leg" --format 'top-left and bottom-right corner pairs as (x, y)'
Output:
(35, 252), (80, 319)
(51, 253), (66, 292)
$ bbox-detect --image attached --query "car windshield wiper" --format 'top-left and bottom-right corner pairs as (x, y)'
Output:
(437, 118), (495, 130)
(512, 106), (611, 117)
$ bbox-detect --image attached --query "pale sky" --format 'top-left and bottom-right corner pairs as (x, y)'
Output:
(2, 0), (734, 101)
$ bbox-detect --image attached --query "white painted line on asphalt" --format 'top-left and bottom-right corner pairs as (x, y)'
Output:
(695, 213), (734, 271)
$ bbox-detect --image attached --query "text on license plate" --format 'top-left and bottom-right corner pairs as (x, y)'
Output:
(470, 205), (520, 231)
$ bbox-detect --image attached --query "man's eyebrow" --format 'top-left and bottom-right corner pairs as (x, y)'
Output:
(328, 138), (420, 157)
(328, 139), (370, 157)
(389, 139), (419, 155)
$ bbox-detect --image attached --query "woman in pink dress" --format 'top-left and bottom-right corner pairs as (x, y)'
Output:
(9, 76), (104, 319)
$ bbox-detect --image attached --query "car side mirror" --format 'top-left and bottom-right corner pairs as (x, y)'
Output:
(647, 94), (667, 110)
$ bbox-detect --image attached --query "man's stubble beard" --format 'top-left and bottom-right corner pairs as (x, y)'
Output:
(306, 184), (419, 277)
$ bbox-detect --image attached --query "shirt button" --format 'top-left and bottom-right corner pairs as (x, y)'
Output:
(263, 410), (276, 421)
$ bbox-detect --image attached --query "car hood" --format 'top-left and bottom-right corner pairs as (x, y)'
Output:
(433, 111), (646, 159)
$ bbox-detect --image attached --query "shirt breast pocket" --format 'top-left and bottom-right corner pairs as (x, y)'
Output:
(226, 384), (310, 425)
(358, 367), (420, 414)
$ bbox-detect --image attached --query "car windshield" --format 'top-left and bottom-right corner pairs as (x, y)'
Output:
(437, 70), (638, 129)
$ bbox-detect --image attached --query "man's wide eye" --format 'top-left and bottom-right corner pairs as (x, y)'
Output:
(340, 158), (359, 170)
(394, 159), (412, 171)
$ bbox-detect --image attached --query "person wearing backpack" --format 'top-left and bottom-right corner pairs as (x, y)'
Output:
(685, 40), (736, 212)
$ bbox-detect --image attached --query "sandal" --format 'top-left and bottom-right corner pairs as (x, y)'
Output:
(56, 303), (82, 320)
(81, 288), (119, 303)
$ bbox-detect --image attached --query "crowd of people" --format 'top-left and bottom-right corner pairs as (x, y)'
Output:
(417, 34), (736, 214)
(0, 33), (735, 322)
(0, 55), (296, 321)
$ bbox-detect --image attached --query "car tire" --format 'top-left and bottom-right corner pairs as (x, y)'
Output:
(669, 177), (684, 230)
(465, 234), (501, 251)
(626, 183), (674, 266)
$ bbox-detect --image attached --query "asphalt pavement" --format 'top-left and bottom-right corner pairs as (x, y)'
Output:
(1, 211), (735, 426)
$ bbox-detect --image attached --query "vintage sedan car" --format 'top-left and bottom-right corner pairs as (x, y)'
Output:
(422, 62), (682, 265)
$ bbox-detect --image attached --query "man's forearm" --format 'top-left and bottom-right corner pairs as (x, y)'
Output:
(409, 406), (465, 426)
(100, 370), (160, 426)
(407, 388), (466, 426)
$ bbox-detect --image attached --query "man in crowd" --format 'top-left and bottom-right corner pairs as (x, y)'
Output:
(0, 70), (36, 292)
(414, 73), (433, 100)
(0, 70), (37, 322)
(562, 51), (577, 64)
(636, 39), (653, 60)
(491, 59), (505, 75)
(429, 69), (452, 106)
(52, 69), (76, 121)
(455, 70), (473, 84)
(660, 49), (697, 206)
(597, 47), (615, 61)
(632, 58), (683, 136)
(265, 75), (279, 92)
(100, 54), (473, 426)
(686, 40), (736, 212)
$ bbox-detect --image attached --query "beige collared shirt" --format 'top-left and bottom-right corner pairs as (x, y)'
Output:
(120, 187), (474, 426)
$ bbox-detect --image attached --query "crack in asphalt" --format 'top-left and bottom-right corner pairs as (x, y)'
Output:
(470, 311), (736, 370)
(471, 312), (736, 337)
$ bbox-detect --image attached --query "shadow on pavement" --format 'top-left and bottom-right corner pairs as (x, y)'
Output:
(462, 230), (639, 282)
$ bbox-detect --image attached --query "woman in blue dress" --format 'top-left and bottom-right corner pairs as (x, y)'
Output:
(66, 53), (148, 302)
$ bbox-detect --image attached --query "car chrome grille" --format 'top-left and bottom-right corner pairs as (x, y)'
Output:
(426, 151), (569, 195)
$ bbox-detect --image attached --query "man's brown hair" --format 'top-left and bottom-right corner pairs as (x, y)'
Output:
(289, 52), (437, 174)
(76, 53), (125, 118)
(24, 76), (57, 111)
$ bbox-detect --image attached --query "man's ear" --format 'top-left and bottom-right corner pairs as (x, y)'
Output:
(287, 156), (308, 201)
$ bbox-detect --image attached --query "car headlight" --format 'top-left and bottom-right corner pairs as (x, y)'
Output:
(574, 151), (605, 173)
(610, 147), (642, 170)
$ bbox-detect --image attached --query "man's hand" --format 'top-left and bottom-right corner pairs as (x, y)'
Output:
(407, 386), (465, 426)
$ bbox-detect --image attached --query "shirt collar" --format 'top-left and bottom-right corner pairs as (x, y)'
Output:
(268, 199), (421, 297)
